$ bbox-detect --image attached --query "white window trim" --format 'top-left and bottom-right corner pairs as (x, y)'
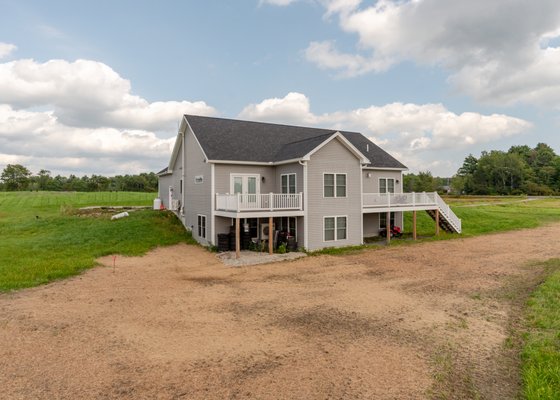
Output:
(280, 173), (297, 194)
(323, 215), (348, 242)
(378, 177), (395, 194)
(229, 173), (260, 194)
(323, 172), (347, 198)
(197, 214), (207, 239)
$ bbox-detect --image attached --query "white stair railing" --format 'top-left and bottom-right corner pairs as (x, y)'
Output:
(434, 192), (461, 233)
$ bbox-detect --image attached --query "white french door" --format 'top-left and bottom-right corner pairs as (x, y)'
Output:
(231, 174), (260, 207)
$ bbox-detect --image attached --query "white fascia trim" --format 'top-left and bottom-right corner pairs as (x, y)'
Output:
(207, 158), (304, 166)
(302, 132), (370, 164)
(167, 134), (182, 173)
(362, 166), (408, 171)
(207, 160), (274, 166)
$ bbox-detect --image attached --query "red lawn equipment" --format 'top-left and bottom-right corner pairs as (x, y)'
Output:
(379, 225), (402, 238)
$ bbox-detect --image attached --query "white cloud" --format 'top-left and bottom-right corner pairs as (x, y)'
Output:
(0, 43), (16, 59)
(0, 58), (217, 175)
(305, 0), (560, 107)
(0, 59), (216, 131)
(238, 92), (532, 173)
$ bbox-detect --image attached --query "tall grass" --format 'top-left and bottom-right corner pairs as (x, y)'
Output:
(0, 192), (191, 291)
(522, 259), (560, 399)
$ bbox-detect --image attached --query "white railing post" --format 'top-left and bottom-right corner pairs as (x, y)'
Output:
(237, 193), (241, 212)
(412, 192), (415, 207)
(269, 192), (273, 211)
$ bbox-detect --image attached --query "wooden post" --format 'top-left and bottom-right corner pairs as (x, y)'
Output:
(413, 210), (417, 240)
(268, 216), (273, 255)
(435, 209), (440, 236)
(386, 211), (391, 243)
(235, 217), (240, 259)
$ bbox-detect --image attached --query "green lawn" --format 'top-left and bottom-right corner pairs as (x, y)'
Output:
(0, 191), (192, 291)
(522, 259), (560, 399)
(403, 198), (560, 238)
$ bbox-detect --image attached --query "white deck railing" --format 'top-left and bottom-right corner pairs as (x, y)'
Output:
(363, 192), (437, 208)
(363, 191), (461, 233)
(216, 193), (303, 212)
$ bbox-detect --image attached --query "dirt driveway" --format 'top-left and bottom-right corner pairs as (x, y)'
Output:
(2, 224), (560, 399)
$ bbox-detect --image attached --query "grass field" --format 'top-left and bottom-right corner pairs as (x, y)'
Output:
(0, 191), (192, 291)
(522, 259), (560, 400)
(403, 197), (560, 239)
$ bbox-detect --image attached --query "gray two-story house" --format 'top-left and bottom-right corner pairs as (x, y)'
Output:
(158, 115), (461, 253)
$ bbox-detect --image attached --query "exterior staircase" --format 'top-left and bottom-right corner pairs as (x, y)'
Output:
(425, 193), (462, 233)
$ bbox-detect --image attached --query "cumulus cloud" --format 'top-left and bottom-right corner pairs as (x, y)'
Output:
(304, 0), (560, 107)
(0, 43), (16, 59)
(0, 58), (217, 175)
(239, 92), (531, 172)
(0, 59), (216, 131)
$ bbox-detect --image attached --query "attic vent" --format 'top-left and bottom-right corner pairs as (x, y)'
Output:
(366, 144), (369, 152)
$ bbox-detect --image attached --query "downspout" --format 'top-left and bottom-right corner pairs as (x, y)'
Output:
(181, 130), (185, 222)
(299, 160), (308, 250)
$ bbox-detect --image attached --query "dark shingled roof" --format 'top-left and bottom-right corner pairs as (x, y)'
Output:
(185, 115), (407, 169)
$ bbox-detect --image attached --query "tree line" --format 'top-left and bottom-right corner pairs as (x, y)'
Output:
(404, 143), (559, 195)
(452, 143), (560, 195)
(0, 164), (158, 192)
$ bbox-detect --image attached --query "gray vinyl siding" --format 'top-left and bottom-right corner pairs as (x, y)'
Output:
(363, 213), (380, 237)
(362, 170), (403, 193)
(306, 139), (363, 250)
(166, 142), (183, 215)
(215, 216), (233, 237)
(158, 174), (172, 209)
(184, 130), (212, 246)
(275, 163), (303, 194)
(214, 164), (276, 194)
(296, 216), (304, 249)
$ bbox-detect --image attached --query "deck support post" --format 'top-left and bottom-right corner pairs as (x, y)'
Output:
(235, 217), (240, 259)
(413, 210), (417, 240)
(268, 216), (273, 255)
(435, 209), (440, 236)
(386, 211), (391, 243)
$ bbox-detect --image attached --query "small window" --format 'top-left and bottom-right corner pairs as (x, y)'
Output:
(324, 216), (347, 241)
(324, 173), (346, 198)
(380, 212), (395, 229)
(281, 173), (296, 194)
(197, 215), (207, 239)
(379, 178), (395, 194)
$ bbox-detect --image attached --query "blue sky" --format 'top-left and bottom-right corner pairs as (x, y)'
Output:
(1, 0), (560, 176)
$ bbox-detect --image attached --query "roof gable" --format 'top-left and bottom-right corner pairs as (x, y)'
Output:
(181, 115), (407, 169)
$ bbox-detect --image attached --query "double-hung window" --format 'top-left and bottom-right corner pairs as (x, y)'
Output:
(379, 178), (395, 193)
(324, 173), (346, 197)
(281, 173), (296, 194)
(197, 215), (206, 239)
(324, 216), (347, 241)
